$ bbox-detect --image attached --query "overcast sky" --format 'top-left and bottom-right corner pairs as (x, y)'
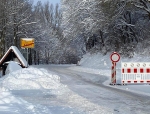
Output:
(33, 0), (60, 5)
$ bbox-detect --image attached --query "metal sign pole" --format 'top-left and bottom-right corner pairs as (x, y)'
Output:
(20, 38), (35, 67)
(111, 62), (116, 84)
(27, 48), (28, 66)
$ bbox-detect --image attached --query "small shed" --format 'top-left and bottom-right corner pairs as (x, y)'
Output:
(0, 46), (28, 75)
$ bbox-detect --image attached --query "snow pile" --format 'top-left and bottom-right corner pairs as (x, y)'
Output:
(1, 67), (65, 92)
(68, 53), (112, 84)
(5, 61), (22, 74)
(79, 53), (111, 69)
(0, 66), (114, 114)
(0, 67), (67, 114)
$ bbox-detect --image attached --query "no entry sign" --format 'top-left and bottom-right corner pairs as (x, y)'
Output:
(110, 52), (120, 62)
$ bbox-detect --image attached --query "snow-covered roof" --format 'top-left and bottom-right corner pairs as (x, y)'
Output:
(0, 46), (28, 68)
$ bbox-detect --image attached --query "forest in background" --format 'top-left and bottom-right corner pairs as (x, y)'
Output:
(0, 0), (150, 64)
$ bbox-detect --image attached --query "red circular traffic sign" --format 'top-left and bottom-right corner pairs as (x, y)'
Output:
(110, 52), (120, 62)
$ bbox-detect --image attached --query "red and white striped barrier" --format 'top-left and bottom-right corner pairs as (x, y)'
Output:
(111, 62), (116, 84)
(122, 62), (150, 84)
(110, 52), (120, 85)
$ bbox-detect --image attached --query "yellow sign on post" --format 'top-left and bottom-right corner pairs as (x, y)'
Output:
(20, 38), (35, 48)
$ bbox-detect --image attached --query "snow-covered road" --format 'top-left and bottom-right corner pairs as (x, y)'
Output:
(33, 65), (150, 114)
(1, 64), (150, 114)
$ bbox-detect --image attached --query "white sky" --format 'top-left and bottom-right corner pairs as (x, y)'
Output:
(33, 0), (60, 5)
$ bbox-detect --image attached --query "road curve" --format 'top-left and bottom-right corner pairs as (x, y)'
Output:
(43, 65), (150, 114)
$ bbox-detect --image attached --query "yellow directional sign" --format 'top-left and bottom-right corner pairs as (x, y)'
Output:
(20, 38), (35, 48)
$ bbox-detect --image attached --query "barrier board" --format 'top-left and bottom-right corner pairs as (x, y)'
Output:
(122, 62), (150, 84)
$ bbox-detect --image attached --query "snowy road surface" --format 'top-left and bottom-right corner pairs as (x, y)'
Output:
(2, 64), (150, 114)
(23, 65), (150, 114)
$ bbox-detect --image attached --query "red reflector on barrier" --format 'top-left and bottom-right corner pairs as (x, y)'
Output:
(122, 69), (124, 73)
(127, 69), (131, 73)
(134, 69), (137, 73)
(127, 81), (131, 83)
(147, 69), (150, 73)
(140, 68), (143, 73)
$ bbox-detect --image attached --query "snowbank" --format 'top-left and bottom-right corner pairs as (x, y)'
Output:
(69, 53), (113, 84)
(1, 67), (65, 93)
(79, 53), (111, 69)
(0, 67), (66, 114)
(0, 66), (113, 114)
(5, 61), (22, 74)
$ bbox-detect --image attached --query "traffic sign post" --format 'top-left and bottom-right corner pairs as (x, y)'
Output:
(27, 48), (28, 66)
(20, 38), (35, 66)
(110, 52), (120, 85)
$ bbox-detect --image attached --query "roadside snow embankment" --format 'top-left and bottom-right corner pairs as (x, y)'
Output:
(1, 67), (65, 93)
(68, 53), (112, 84)
(0, 67), (114, 114)
(0, 67), (63, 114)
(79, 53), (112, 69)
(5, 61), (22, 75)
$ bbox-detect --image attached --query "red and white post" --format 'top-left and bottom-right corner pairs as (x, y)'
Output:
(111, 62), (116, 84)
(110, 52), (120, 85)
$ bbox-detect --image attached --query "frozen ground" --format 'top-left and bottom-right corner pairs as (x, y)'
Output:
(0, 52), (150, 114)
